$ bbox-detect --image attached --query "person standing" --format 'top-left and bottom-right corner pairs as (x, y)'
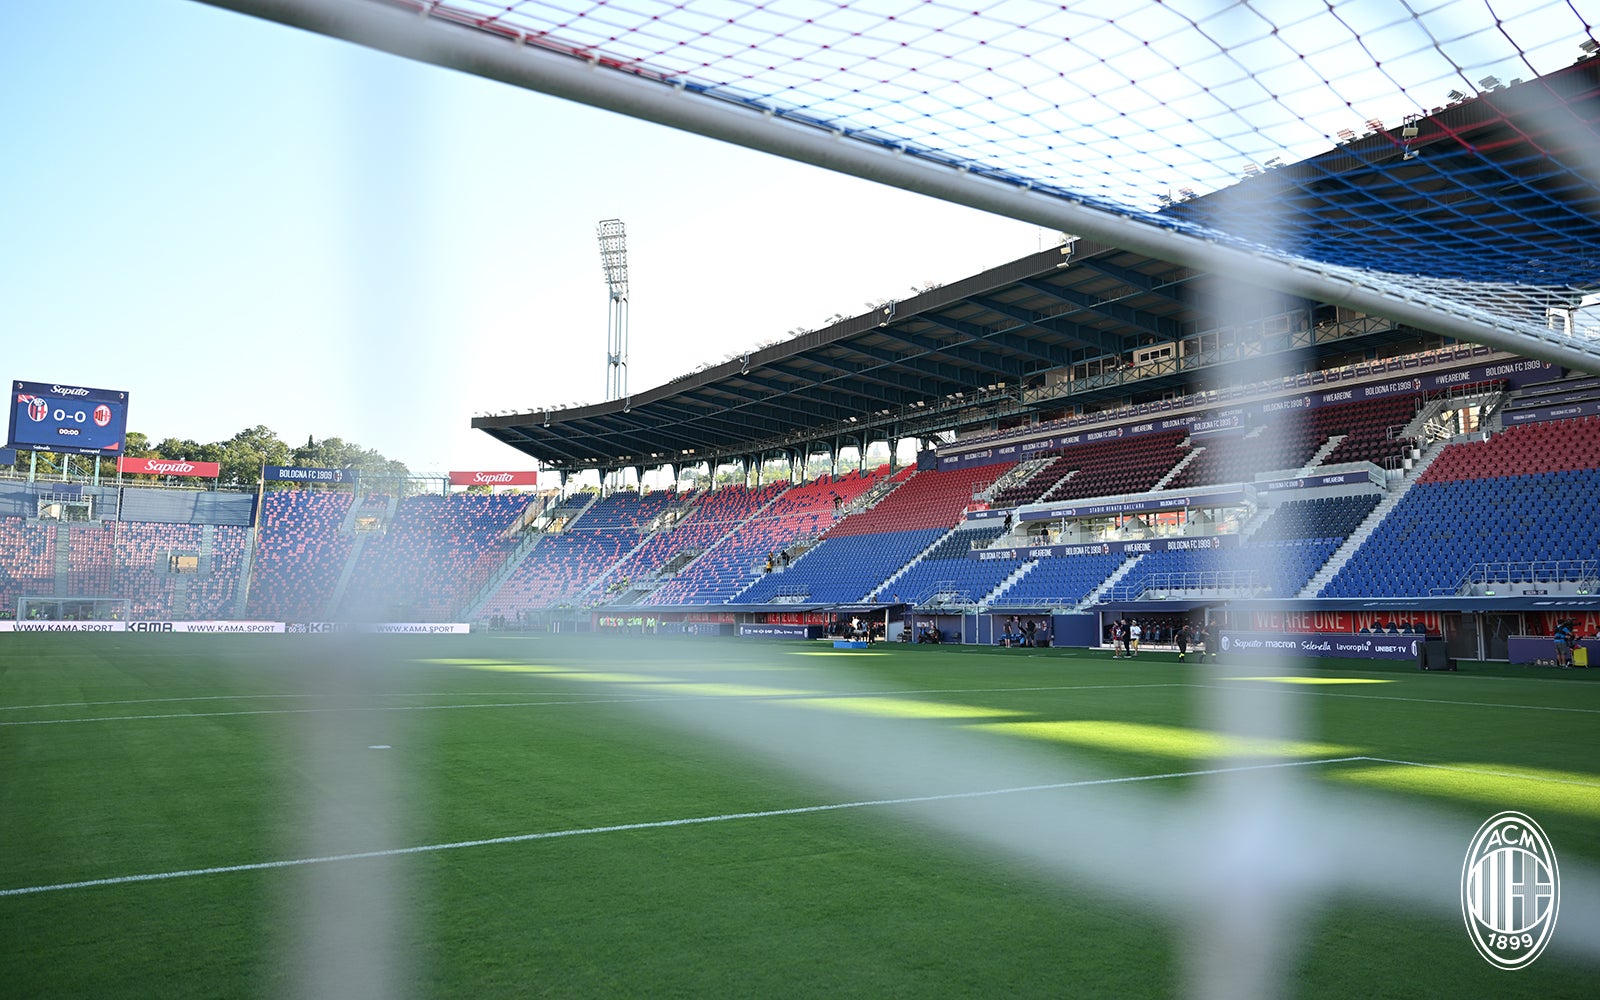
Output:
(1554, 618), (1577, 668)
(1110, 619), (1124, 658)
(1129, 619), (1142, 657)
(1175, 623), (1191, 662)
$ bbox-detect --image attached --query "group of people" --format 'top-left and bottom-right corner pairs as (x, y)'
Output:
(830, 616), (883, 642)
(1109, 618), (1215, 661)
(999, 616), (1048, 647)
(763, 550), (792, 574)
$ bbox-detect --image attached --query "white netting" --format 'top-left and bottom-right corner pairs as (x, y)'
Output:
(343, 0), (1600, 365)
(414, 0), (1594, 208)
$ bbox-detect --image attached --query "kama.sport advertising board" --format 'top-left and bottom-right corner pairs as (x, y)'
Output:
(9, 381), (130, 457)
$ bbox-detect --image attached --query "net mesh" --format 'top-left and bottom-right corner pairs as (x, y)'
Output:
(370, 0), (1600, 357)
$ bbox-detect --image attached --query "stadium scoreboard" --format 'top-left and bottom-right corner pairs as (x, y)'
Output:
(8, 380), (130, 456)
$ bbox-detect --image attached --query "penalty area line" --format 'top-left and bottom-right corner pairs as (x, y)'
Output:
(0, 756), (1370, 898)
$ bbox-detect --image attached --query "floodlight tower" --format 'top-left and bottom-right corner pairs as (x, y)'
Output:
(597, 219), (630, 402)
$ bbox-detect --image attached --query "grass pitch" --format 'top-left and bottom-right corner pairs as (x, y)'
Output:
(1, 634), (1595, 998)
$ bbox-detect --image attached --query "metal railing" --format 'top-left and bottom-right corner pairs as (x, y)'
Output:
(1108, 570), (1269, 602)
(1435, 559), (1600, 596)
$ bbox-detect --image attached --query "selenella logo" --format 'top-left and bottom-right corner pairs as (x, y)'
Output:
(1461, 811), (1559, 969)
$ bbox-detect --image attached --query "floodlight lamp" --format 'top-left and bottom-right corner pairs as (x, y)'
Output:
(1478, 76), (1502, 89)
(1448, 89), (1469, 102)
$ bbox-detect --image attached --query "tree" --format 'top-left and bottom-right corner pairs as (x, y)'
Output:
(291, 436), (410, 481)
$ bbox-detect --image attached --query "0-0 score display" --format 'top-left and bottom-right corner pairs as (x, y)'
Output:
(8, 380), (130, 456)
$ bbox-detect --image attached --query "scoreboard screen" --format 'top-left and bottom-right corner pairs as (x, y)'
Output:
(8, 381), (130, 457)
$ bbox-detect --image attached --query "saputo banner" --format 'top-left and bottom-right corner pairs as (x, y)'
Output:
(448, 470), (539, 487)
(118, 456), (221, 478)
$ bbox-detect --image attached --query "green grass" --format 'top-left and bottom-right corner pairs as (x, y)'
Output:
(1, 635), (1596, 998)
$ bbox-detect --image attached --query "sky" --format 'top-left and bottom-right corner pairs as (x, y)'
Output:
(0, 1), (1049, 476)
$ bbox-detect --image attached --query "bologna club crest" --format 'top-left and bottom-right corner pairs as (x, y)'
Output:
(25, 396), (49, 422)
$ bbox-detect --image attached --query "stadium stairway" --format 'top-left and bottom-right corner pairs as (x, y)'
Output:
(1149, 444), (1201, 491)
(1409, 388), (1502, 439)
(1237, 501), (1282, 541)
(836, 471), (906, 517)
(232, 528), (257, 617)
(170, 569), (190, 618)
(979, 558), (1041, 609)
(461, 530), (545, 620)
(1300, 438), (1449, 597)
(977, 457), (1053, 504)
(1074, 555), (1143, 609)
(644, 486), (791, 604)
(1300, 435), (1346, 472)
(326, 532), (372, 615)
(569, 529), (661, 606)
(866, 525), (974, 601)
(52, 527), (69, 597)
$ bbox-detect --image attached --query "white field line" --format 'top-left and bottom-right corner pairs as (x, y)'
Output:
(1188, 682), (1600, 715)
(0, 692), (611, 711)
(0, 683), (1188, 727)
(1356, 756), (1600, 789)
(0, 756), (1369, 898)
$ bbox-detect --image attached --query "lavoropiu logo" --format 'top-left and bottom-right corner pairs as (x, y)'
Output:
(1461, 811), (1559, 969)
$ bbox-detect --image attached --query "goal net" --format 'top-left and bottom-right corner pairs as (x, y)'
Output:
(205, 0), (1600, 370)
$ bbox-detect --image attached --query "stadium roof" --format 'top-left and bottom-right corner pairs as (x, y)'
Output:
(473, 238), (1300, 472)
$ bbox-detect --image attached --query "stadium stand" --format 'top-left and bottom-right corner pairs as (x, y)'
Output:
(0, 516), (56, 613)
(1109, 495), (1384, 601)
(478, 489), (680, 612)
(1321, 417), (1600, 598)
(827, 464), (1010, 537)
(66, 522), (118, 598)
(1034, 431), (1189, 503)
(245, 490), (354, 621)
(339, 492), (532, 619)
(604, 483), (785, 592)
(873, 523), (1014, 606)
(1169, 395), (1425, 489)
(186, 525), (250, 619)
(988, 551), (1129, 608)
(736, 526), (945, 604)
(647, 471), (883, 605)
